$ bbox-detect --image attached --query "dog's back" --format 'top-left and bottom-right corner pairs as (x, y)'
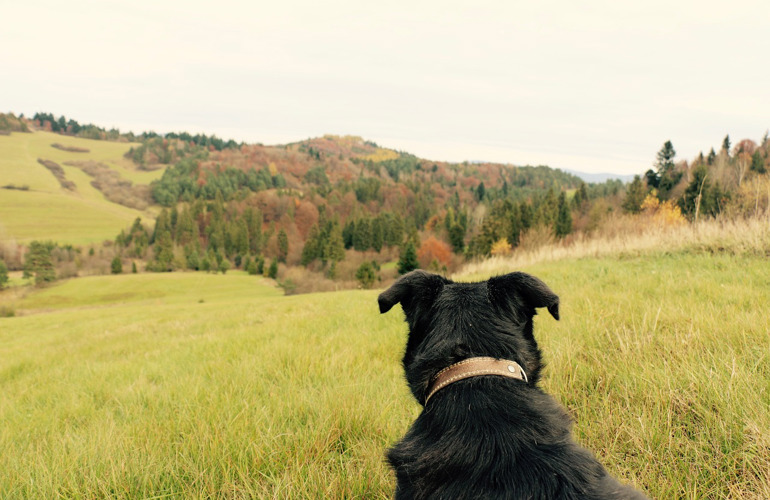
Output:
(388, 379), (645, 499)
(379, 270), (647, 499)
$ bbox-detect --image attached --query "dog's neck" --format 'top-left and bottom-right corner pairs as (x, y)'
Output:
(425, 357), (528, 404)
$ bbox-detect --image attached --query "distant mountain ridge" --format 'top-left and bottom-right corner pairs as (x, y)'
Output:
(563, 169), (635, 184)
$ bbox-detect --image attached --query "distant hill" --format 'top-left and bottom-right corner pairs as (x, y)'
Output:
(0, 128), (162, 245)
(2, 112), (631, 292)
(564, 169), (635, 184)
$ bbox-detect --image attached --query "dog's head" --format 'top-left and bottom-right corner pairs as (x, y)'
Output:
(379, 270), (559, 403)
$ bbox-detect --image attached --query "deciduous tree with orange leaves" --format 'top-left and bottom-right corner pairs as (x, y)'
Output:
(417, 236), (452, 270)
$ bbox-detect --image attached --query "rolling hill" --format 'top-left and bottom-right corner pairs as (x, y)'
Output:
(0, 130), (162, 245)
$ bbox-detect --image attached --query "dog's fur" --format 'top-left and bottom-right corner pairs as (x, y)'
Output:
(378, 270), (647, 499)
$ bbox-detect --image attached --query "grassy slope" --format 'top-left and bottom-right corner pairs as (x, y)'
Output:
(1, 251), (768, 498)
(0, 131), (162, 245)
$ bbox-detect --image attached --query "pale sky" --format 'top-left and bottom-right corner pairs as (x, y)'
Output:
(3, 0), (769, 175)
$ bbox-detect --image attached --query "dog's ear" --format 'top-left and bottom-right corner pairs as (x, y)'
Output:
(487, 272), (560, 320)
(378, 270), (450, 319)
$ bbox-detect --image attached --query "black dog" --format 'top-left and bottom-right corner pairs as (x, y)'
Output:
(378, 270), (647, 499)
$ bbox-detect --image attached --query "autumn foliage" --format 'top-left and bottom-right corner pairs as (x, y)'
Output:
(417, 236), (452, 270)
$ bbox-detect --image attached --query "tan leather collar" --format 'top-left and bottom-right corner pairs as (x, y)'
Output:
(425, 357), (528, 404)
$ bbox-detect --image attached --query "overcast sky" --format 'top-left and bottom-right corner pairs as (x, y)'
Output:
(3, 0), (769, 174)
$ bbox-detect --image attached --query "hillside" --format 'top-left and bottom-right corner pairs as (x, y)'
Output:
(0, 129), (162, 245)
(5, 112), (769, 296)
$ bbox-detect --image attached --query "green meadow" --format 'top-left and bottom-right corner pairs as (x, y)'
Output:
(1, 250), (768, 498)
(0, 131), (161, 245)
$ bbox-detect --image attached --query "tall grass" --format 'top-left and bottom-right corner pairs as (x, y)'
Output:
(459, 216), (770, 278)
(1, 242), (769, 497)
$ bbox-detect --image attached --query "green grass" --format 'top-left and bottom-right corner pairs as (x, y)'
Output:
(0, 131), (162, 245)
(1, 251), (768, 498)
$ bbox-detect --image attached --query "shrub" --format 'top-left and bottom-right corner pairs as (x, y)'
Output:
(0, 260), (8, 289)
(490, 238), (512, 257)
(268, 259), (278, 279)
(111, 256), (122, 274)
(355, 261), (377, 288)
(397, 242), (419, 275)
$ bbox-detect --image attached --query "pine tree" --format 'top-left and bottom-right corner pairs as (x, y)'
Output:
(707, 148), (716, 165)
(23, 241), (57, 285)
(0, 260), (8, 290)
(397, 242), (419, 275)
(679, 164), (710, 219)
(353, 218), (371, 251)
(722, 135), (731, 156)
(151, 209), (171, 244)
(653, 141), (681, 199)
(301, 225), (321, 266)
(751, 151), (766, 173)
(154, 232), (174, 271)
(342, 219), (355, 249)
(355, 261), (377, 288)
(554, 192), (572, 238)
(111, 256), (123, 274)
(371, 217), (384, 252)
(236, 219), (249, 256)
(476, 182), (486, 201)
(622, 175), (647, 214)
(277, 229), (289, 263)
(268, 259), (278, 279)
(323, 222), (346, 265)
(245, 207), (263, 255)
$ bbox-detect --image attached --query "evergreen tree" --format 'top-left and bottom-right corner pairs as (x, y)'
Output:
(371, 217), (384, 252)
(751, 151), (766, 173)
(353, 218), (371, 251)
(448, 222), (465, 253)
(175, 207), (195, 246)
(111, 256), (122, 274)
(397, 242), (419, 275)
(707, 148), (716, 165)
(268, 259), (278, 279)
(277, 229), (289, 263)
(0, 260), (8, 290)
(652, 140), (681, 199)
(207, 219), (225, 252)
(535, 188), (558, 226)
(301, 225), (321, 266)
(342, 219), (355, 249)
(507, 204), (523, 247)
(355, 261), (377, 288)
(476, 182), (486, 201)
(519, 202), (533, 230)
(554, 192), (572, 238)
(722, 135), (731, 156)
(186, 249), (200, 270)
(23, 241), (57, 285)
(323, 222), (346, 265)
(679, 164), (709, 219)
(151, 209), (171, 244)
(245, 207), (263, 255)
(235, 219), (249, 256)
(154, 232), (174, 271)
(622, 175), (647, 214)
(132, 261), (138, 273)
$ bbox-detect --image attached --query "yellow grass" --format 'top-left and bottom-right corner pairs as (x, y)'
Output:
(0, 131), (162, 245)
(458, 216), (770, 279)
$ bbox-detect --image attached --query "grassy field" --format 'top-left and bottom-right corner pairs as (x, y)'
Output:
(1, 247), (768, 498)
(0, 131), (162, 245)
